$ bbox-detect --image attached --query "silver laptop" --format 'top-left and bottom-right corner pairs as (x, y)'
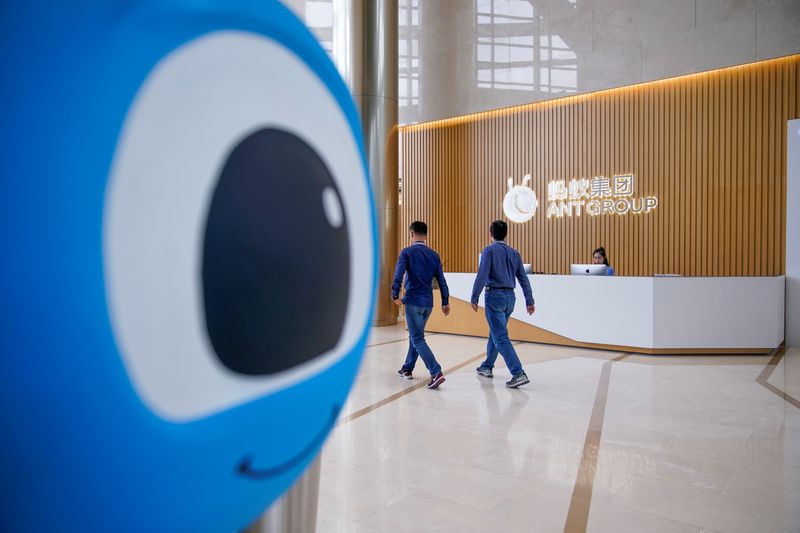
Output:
(570, 264), (608, 276)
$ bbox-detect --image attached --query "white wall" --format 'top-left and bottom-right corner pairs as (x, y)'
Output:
(282, 1), (800, 125)
(404, 0), (800, 124)
(788, 119), (800, 348)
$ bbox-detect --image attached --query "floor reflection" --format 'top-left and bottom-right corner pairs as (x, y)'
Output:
(317, 326), (800, 532)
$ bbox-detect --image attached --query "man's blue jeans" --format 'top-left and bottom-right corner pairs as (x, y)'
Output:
(479, 289), (524, 377)
(401, 304), (442, 376)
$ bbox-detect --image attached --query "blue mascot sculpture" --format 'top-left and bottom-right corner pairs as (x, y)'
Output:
(0, 1), (376, 531)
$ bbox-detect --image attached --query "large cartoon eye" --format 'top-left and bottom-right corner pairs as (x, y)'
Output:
(104, 31), (372, 421)
(203, 128), (349, 375)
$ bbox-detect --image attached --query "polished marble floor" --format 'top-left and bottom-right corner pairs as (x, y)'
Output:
(316, 325), (800, 533)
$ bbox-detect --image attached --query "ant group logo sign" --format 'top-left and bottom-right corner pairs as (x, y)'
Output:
(546, 174), (658, 218)
(501, 173), (658, 224)
(503, 174), (538, 223)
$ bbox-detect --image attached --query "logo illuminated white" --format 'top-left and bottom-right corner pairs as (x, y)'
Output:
(546, 174), (658, 218)
(503, 174), (538, 223)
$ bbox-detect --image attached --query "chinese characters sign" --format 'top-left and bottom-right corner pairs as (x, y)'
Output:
(545, 174), (658, 218)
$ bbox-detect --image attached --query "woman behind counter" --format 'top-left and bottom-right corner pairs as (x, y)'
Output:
(593, 246), (615, 275)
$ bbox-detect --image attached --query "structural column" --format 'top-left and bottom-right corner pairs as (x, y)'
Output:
(333, 0), (399, 326)
(787, 119), (800, 347)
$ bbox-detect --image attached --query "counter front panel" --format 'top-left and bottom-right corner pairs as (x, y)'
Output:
(423, 274), (785, 354)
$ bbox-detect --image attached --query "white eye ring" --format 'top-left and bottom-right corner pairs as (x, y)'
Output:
(104, 31), (373, 422)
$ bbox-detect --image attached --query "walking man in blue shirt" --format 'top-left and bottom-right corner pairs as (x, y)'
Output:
(471, 220), (535, 388)
(392, 221), (450, 389)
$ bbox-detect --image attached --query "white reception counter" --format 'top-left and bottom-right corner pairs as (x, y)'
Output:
(425, 274), (785, 354)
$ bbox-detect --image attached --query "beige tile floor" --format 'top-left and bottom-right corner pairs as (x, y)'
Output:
(316, 325), (800, 533)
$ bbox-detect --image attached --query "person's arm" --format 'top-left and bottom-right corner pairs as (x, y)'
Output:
(470, 248), (491, 311)
(434, 258), (450, 316)
(391, 250), (407, 306)
(515, 255), (536, 315)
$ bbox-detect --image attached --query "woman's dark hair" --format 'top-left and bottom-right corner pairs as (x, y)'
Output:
(490, 220), (508, 241)
(593, 246), (610, 266)
(409, 221), (427, 236)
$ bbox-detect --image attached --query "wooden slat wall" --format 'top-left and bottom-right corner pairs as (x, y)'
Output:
(398, 55), (800, 276)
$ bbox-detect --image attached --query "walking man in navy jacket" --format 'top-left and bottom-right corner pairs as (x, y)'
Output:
(392, 221), (450, 389)
(471, 220), (535, 388)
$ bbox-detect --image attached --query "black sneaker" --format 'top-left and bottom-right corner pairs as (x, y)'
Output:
(505, 372), (530, 389)
(427, 373), (445, 389)
(396, 368), (412, 380)
(476, 366), (493, 378)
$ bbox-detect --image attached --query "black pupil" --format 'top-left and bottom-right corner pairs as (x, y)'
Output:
(202, 128), (350, 375)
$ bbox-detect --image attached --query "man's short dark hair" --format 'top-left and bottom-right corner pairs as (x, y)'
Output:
(490, 220), (508, 241)
(409, 221), (428, 236)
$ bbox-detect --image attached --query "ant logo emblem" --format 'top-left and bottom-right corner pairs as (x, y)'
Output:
(503, 174), (538, 223)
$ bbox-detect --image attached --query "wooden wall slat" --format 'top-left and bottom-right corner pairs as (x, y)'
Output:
(398, 56), (799, 276)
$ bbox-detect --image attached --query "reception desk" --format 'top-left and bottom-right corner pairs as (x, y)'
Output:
(425, 274), (785, 354)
